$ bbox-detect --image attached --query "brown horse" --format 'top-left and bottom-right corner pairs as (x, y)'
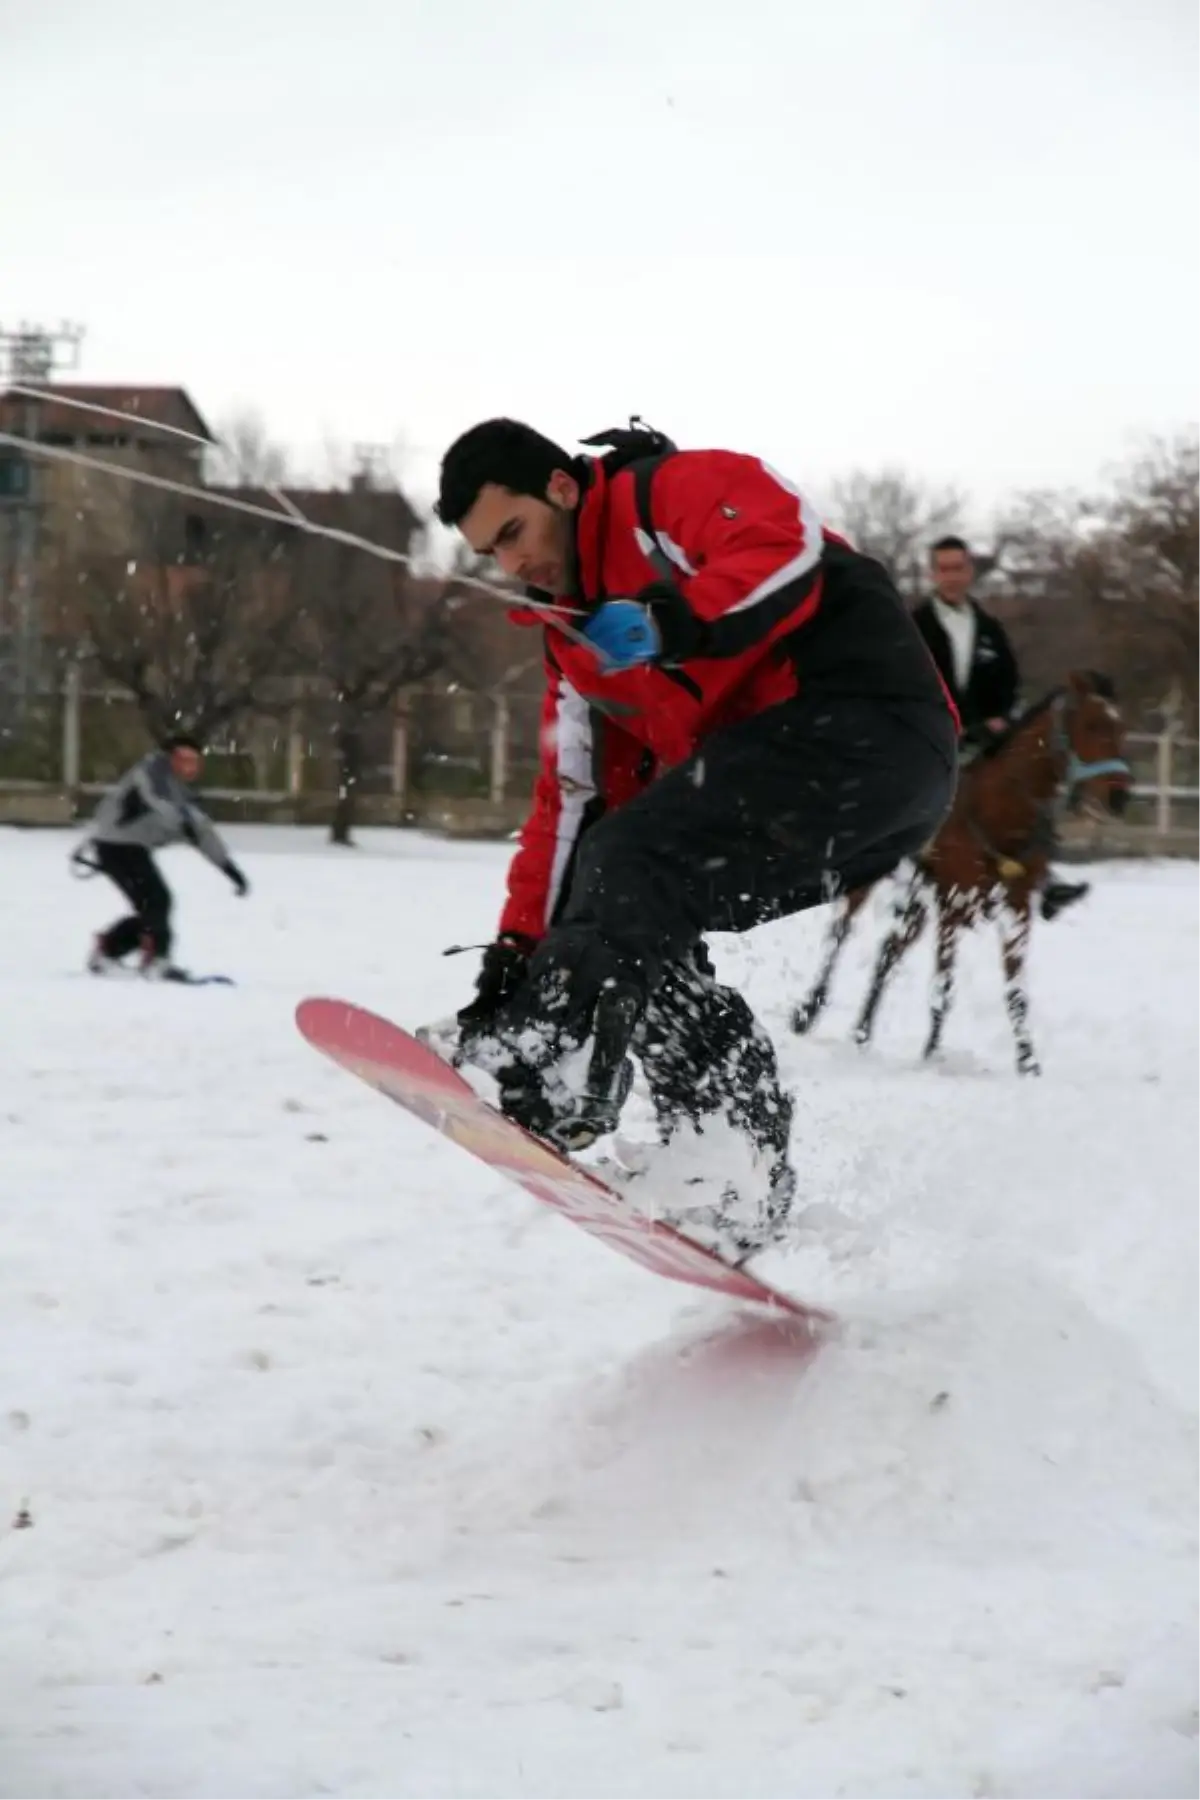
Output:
(790, 670), (1131, 1073)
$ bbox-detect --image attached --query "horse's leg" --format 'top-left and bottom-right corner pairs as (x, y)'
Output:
(852, 876), (928, 1046)
(923, 901), (962, 1061)
(790, 885), (871, 1034)
(999, 896), (1040, 1075)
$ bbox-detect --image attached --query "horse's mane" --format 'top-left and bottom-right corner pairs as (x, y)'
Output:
(972, 670), (1118, 762)
(972, 689), (1063, 761)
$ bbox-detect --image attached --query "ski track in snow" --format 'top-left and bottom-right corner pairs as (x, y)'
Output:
(1, 826), (1196, 1799)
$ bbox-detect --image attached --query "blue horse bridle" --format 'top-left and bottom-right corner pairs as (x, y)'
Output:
(1050, 691), (1132, 793)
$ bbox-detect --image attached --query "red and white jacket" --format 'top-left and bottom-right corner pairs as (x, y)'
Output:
(499, 448), (954, 941)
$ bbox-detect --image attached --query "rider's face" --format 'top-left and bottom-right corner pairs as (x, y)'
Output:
(931, 548), (974, 605)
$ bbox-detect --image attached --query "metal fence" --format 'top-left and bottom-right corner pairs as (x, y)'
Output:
(1122, 733), (1200, 836)
(1, 671), (1197, 851)
(0, 670), (546, 807)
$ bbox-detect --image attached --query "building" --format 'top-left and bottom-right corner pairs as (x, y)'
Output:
(0, 379), (540, 787)
(0, 383), (214, 478)
(0, 385), (219, 692)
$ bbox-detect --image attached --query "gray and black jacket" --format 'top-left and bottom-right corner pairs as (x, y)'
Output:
(84, 751), (234, 872)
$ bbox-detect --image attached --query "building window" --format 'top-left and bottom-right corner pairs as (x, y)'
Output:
(0, 454), (29, 498)
(183, 514), (209, 561)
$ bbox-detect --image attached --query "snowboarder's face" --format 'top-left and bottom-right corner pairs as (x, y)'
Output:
(170, 747), (203, 783)
(931, 547), (973, 605)
(458, 474), (578, 594)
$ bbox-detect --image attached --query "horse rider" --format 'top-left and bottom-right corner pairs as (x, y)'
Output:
(912, 534), (1091, 920)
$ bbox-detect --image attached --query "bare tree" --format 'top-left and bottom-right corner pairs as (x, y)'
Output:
(286, 474), (458, 844)
(1105, 433), (1199, 723)
(63, 486), (296, 741)
(204, 409), (292, 488)
(987, 488), (1106, 694)
(993, 434), (1199, 726)
(827, 468), (968, 600)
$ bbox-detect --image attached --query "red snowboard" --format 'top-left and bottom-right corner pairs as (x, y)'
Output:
(296, 998), (829, 1323)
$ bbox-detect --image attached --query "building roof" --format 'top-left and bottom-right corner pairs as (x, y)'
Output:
(0, 383), (215, 445)
(203, 483), (422, 543)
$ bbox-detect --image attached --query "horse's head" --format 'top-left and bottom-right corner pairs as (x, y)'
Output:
(1059, 670), (1131, 819)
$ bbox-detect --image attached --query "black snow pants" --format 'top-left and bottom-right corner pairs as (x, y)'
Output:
(559, 694), (956, 974)
(497, 693), (957, 1146)
(93, 842), (174, 960)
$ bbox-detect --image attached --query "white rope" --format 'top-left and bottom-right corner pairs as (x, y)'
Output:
(3, 380), (310, 523)
(0, 405), (590, 632)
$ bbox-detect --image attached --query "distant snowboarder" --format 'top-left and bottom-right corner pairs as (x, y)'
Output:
(74, 734), (249, 981)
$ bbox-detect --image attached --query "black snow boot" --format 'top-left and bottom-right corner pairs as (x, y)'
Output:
(467, 926), (646, 1150)
(1041, 878), (1091, 922)
(632, 951), (797, 1258)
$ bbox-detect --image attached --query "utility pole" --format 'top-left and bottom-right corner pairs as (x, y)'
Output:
(350, 442), (390, 493)
(0, 320), (85, 735)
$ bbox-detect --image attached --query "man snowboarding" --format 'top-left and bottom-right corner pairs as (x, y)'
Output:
(76, 735), (249, 980)
(913, 535), (1090, 920)
(435, 417), (958, 1252)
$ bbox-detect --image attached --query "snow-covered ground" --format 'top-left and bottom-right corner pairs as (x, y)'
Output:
(2, 825), (1196, 1800)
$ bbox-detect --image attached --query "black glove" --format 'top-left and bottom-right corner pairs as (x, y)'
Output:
(456, 934), (534, 1034)
(225, 861), (250, 897)
(635, 580), (708, 664)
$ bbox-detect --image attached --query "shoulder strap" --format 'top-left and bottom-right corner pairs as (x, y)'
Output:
(577, 414), (681, 587)
(629, 453), (679, 587)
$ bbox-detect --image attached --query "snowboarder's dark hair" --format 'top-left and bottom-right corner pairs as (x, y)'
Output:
(929, 534), (972, 558)
(163, 732), (204, 753)
(436, 418), (576, 527)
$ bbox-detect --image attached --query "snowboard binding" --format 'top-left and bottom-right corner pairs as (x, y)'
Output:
(436, 982), (642, 1153)
(544, 983), (640, 1149)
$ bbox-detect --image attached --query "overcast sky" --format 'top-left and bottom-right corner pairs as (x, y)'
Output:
(3, 0), (1196, 524)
